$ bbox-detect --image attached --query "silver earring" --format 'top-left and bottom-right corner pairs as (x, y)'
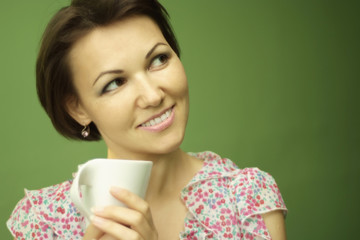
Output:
(81, 125), (90, 138)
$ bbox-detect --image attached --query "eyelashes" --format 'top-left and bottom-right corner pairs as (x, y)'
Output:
(101, 77), (126, 94)
(100, 53), (171, 94)
(149, 53), (170, 70)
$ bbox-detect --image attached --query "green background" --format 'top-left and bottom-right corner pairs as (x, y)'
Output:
(1, 0), (359, 239)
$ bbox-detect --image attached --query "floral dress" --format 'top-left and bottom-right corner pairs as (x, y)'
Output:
(7, 151), (287, 239)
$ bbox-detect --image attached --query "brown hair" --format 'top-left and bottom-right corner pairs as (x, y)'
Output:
(36, 0), (180, 141)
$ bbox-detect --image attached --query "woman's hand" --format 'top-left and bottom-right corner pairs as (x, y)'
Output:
(83, 187), (158, 240)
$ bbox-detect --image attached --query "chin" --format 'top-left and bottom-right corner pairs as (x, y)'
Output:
(153, 133), (185, 155)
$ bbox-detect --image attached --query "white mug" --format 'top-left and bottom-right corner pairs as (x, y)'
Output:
(70, 158), (152, 223)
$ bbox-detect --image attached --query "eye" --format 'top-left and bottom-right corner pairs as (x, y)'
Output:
(149, 54), (169, 70)
(102, 77), (125, 94)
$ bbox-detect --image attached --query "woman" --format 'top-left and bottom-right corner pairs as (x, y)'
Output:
(7, 0), (287, 239)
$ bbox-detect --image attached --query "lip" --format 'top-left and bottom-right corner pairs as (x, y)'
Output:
(138, 105), (175, 132)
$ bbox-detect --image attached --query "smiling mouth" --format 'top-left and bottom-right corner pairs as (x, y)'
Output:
(140, 107), (173, 127)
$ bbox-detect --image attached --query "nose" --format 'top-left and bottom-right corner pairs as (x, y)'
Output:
(135, 73), (164, 108)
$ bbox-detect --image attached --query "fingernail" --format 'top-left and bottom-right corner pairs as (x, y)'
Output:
(91, 206), (104, 214)
(90, 215), (106, 226)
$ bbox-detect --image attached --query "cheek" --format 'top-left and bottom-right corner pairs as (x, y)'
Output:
(168, 62), (189, 97)
(83, 99), (128, 128)
(178, 79), (189, 100)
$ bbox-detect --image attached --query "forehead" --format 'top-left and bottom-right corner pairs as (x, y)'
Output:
(68, 16), (166, 73)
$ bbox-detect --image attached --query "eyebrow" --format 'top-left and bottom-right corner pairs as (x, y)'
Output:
(93, 70), (123, 86)
(145, 42), (167, 59)
(93, 42), (168, 86)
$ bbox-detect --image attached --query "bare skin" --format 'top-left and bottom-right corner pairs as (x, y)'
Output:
(146, 152), (204, 239)
(263, 210), (287, 240)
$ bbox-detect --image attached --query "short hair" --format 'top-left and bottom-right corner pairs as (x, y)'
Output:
(36, 0), (180, 141)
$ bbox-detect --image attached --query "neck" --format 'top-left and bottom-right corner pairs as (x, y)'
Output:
(146, 149), (190, 199)
(107, 148), (196, 200)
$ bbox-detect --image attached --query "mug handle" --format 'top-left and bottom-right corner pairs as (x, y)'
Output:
(70, 163), (92, 223)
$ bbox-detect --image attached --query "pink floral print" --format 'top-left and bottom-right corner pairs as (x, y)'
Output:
(7, 181), (86, 239)
(7, 151), (287, 239)
(180, 152), (287, 239)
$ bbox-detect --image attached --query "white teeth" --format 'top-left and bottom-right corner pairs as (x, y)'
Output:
(141, 108), (172, 127)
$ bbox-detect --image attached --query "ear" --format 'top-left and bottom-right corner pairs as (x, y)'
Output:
(65, 96), (92, 126)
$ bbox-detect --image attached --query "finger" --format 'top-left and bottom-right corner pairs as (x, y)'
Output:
(92, 206), (154, 239)
(82, 223), (105, 240)
(110, 187), (152, 220)
(91, 215), (144, 240)
(99, 233), (118, 240)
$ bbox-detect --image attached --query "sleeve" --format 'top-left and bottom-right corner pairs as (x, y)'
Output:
(7, 194), (55, 240)
(233, 168), (287, 240)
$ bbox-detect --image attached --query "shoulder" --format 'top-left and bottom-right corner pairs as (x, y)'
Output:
(187, 151), (280, 183)
(181, 151), (287, 239)
(231, 167), (287, 217)
(187, 151), (239, 179)
(188, 151), (285, 203)
(7, 180), (85, 239)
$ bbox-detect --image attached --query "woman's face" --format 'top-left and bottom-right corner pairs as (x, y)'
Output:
(67, 16), (189, 160)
